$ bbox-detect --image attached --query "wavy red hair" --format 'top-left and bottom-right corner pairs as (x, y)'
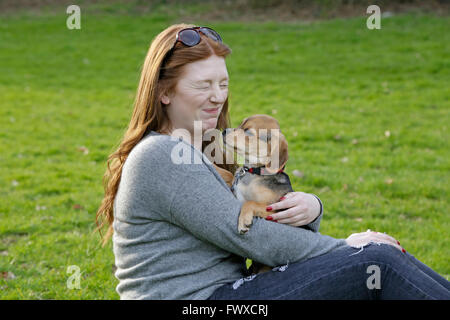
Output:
(95, 24), (236, 245)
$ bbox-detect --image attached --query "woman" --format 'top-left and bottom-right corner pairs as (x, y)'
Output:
(96, 24), (450, 300)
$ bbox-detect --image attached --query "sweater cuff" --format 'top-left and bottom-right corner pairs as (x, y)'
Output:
(304, 193), (323, 232)
(311, 193), (323, 216)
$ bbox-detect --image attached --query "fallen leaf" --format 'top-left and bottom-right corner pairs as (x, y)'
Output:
(385, 178), (394, 185)
(73, 204), (84, 210)
(77, 146), (89, 155)
(384, 130), (391, 137)
(352, 139), (358, 145)
(334, 134), (342, 141)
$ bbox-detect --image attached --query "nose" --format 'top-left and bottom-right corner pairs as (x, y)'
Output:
(210, 84), (227, 104)
(222, 128), (231, 137)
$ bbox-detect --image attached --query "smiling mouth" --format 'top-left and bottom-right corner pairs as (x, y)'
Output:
(203, 107), (220, 114)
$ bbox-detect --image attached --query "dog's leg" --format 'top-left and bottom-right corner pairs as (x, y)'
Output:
(238, 201), (269, 234)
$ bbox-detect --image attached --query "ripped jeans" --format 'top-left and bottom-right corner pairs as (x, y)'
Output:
(207, 243), (450, 300)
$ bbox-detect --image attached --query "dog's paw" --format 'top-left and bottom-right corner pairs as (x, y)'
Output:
(238, 213), (254, 234)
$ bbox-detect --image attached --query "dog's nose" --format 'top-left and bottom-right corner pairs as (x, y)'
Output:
(222, 128), (230, 136)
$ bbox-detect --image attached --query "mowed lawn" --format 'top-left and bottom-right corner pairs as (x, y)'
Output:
(0, 6), (449, 299)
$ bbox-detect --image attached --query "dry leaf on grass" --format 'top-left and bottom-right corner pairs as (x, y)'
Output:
(77, 146), (89, 155)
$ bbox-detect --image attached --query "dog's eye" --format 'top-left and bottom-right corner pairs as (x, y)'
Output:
(244, 128), (253, 136)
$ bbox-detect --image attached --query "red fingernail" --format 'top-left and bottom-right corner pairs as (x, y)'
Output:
(397, 241), (401, 245)
(279, 196), (286, 201)
(402, 248), (406, 253)
(274, 220), (278, 223)
(266, 216), (273, 220)
(266, 206), (272, 212)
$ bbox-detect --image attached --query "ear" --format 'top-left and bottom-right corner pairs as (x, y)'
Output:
(237, 116), (250, 128)
(264, 131), (288, 174)
(161, 94), (170, 105)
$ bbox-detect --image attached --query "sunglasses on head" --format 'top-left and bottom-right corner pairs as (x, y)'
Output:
(161, 27), (222, 70)
(174, 26), (222, 47)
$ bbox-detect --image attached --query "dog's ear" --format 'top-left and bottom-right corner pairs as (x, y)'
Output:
(265, 130), (288, 174)
(238, 116), (250, 129)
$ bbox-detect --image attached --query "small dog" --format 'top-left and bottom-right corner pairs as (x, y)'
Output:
(219, 114), (294, 234)
(217, 114), (294, 274)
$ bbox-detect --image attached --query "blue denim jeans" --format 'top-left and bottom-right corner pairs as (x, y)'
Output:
(207, 243), (450, 300)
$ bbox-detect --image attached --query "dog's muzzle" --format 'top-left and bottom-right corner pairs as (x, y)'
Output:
(222, 128), (231, 137)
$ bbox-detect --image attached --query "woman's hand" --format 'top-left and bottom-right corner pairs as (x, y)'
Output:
(346, 230), (405, 252)
(265, 192), (321, 227)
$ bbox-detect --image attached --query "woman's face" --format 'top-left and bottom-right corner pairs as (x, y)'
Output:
(162, 55), (229, 135)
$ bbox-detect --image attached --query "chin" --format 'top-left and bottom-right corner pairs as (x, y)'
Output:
(202, 118), (218, 131)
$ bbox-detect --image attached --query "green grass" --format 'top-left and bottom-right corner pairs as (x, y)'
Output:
(0, 5), (449, 299)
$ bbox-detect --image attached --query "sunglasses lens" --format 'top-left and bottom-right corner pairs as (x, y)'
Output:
(179, 29), (200, 46)
(200, 27), (222, 42)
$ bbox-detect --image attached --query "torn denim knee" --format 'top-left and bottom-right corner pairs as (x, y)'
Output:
(272, 261), (289, 272)
(348, 242), (383, 256)
(232, 274), (258, 290)
(232, 261), (290, 290)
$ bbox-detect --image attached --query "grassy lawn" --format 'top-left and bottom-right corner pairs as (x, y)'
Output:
(0, 3), (448, 299)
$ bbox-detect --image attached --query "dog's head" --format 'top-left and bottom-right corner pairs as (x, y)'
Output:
(222, 114), (288, 174)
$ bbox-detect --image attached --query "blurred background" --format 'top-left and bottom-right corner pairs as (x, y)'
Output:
(0, 0), (448, 299)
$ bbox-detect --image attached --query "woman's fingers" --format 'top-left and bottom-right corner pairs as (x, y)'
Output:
(266, 196), (297, 213)
(266, 192), (304, 212)
(365, 232), (403, 252)
(290, 218), (311, 227)
(268, 205), (307, 221)
(346, 231), (405, 253)
(374, 232), (400, 245)
(276, 215), (309, 226)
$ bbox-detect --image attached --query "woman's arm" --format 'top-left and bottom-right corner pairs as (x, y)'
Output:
(123, 135), (347, 267)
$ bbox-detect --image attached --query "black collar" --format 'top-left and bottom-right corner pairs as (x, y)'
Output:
(243, 165), (285, 175)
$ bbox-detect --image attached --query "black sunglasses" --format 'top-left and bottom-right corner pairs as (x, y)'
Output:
(174, 26), (222, 47)
(161, 27), (222, 70)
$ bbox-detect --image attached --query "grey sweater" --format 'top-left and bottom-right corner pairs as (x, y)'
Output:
(112, 131), (348, 299)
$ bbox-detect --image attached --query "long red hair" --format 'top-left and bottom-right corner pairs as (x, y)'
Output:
(95, 24), (236, 245)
